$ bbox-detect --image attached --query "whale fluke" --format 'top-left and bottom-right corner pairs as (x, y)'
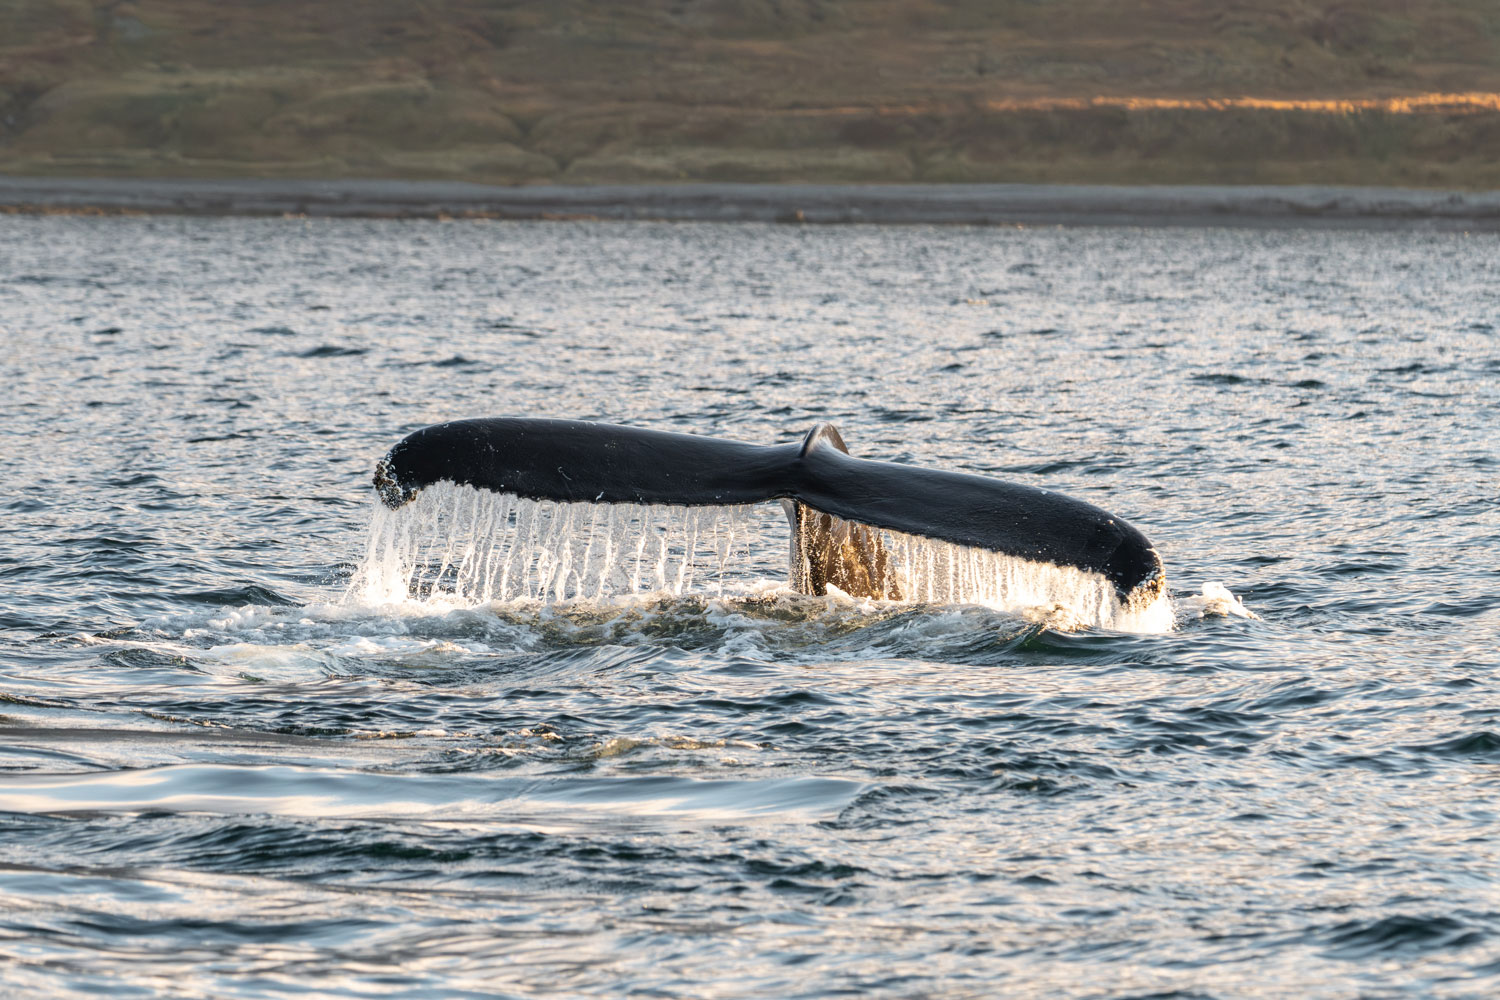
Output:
(372, 417), (1165, 608)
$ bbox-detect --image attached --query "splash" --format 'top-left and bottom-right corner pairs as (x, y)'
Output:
(346, 483), (1175, 631)
(1176, 581), (1260, 621)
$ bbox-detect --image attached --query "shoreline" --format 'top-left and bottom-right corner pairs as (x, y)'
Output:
(3, 176), (1500, 229)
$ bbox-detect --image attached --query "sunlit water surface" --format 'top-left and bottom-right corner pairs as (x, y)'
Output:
(1, 216), (1497, 999)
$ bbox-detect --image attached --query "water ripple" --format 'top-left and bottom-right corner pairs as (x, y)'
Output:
(1, 217), (1496, 997)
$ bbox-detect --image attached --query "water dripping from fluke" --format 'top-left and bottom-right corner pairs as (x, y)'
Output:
(351, 418), (1178, 632)
(347, 489), (759, 607)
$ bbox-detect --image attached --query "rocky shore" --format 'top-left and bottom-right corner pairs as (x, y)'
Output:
(4, 177), (1499, 229)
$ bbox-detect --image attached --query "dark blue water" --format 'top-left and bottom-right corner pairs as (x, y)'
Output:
(1, 215), (1498, 998)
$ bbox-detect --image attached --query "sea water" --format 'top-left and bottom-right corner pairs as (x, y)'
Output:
(0, 215), (1497, 998)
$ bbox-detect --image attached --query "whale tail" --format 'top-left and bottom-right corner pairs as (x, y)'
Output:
(370, 417), (1166, 611)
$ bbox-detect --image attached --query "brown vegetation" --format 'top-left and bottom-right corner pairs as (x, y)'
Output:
(4, 0), (1500, 186)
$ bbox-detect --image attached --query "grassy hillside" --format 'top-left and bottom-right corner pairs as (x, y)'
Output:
(4, 0), (1500, 186)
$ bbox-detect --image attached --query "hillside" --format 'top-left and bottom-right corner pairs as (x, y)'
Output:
(4, 0), (1500, 186)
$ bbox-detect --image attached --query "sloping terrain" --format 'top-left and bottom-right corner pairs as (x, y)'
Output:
(4, 0), (1500, 185)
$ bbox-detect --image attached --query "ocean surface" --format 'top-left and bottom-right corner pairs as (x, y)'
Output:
(0, 214), (1497, 999)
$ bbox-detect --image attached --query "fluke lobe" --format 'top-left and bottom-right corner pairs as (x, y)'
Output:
(372, 417), (1166, 608)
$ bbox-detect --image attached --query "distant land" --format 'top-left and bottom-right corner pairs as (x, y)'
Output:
(5, 0), (1500, 188)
